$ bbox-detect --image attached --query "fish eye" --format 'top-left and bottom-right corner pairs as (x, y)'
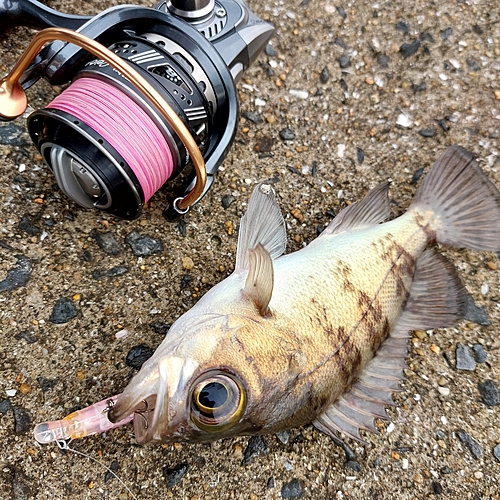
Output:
(190, 372), (246, 432)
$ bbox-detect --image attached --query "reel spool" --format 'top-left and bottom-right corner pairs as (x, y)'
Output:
(0, 0), (274, 219)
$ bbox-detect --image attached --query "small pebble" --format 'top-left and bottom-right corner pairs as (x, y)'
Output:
(281, 479), (303, 499)
(419, 129), (435, 138)
(276, 430), (290, 444)
(254, 136), (274, 153)
(13, 406), (32, 434)
(441, 27), (453, 41)
(437, 387), (450, 396)
(464, 295), (490, 325)
(267, 477), (275, 489)
(126, 344), (154, 370)
(6, 389), (17, 397)
(432, 481), (443, 494)
(493, 444), (500, 462)
(115, 329), (129, 339)
(455, 343), (476, 371)
(125, 231), (163, 257)
(104, 460), (120, 483)
(396, 113), (411, 128)
(456, 429), (482, 459)
(345, 461), (361, 472)
(0, 122), (29, 146)
(400, 39), (420, 58)
(320, 67), (330, 84)
(395, 21), (409, 34)
(18, 384), (31, 395)
(289, 90), (309, 100)
(49, 297), (77, 324)
(36, 377), (58, 392)
(356, 147), (364, 164)
(265, 44), (276, 57)
(163, 463), (189, 488)
(413, 473), (423, 484)
(279, 128), (296, 141)
(0, 255), (32, 293)
(92, 265), (129, 279)
(90, 230), (123, 255)
(0, 399), (12, 414)
(440, 466), (453, 474)
(377, 53), (389, 67)
(466, 57), (480, 71)
(18, 216), (40, 236)
(242, 111), (263, 124)
(338, 55), (351, 68)
(14, 331), (36, 344)
(472, 344), (487, 363)
(150, 322), (171, 336)
(477, 379), (500, 406)
(221, 194), (236, 209)
(243, 436), (269, 464)
(335, 37), (347, 49)
(291, 208), (304, 223)
(182, 256), (194, 270)
(336, 5), (347, 19)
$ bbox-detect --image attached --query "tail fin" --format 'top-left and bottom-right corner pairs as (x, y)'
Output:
(411, 146), (500, 251)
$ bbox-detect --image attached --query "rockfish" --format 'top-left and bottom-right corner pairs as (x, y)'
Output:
(36, 146), (500, 446)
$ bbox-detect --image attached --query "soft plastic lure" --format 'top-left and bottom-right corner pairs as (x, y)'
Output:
(33, 395), (133, 444)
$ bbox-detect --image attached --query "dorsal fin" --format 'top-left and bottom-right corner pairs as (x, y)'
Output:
(320, 182), (391, 237)
(235, 183), (286, 271)
(243, 244), (274, 316)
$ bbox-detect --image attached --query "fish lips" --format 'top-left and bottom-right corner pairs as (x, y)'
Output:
(108, 356), (199, 444)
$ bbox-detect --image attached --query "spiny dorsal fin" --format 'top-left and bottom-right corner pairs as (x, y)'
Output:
(320, 182), (391, 237)
(235, 183), (286, 271)
(244, 243), (274, 316)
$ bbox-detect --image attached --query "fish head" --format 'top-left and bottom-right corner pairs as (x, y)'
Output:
(108, 311), (274, 444)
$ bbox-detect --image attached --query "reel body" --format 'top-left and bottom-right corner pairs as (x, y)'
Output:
(0, 0), (273, 219)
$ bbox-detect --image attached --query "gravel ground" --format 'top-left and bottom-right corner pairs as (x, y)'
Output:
(1, 0), (500, 499)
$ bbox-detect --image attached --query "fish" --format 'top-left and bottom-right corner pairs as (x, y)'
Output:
(36, 146), (500, 447)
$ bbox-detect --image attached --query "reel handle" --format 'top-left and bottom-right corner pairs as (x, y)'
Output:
(0, 0), (91, 33)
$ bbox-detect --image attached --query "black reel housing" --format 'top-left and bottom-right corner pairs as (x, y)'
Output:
(1, 0), (274, 219)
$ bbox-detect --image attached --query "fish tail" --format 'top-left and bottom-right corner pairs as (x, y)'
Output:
(411, 145), (500, 251)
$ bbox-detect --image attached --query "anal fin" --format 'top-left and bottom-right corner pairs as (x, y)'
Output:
(313, 336), (408, 443)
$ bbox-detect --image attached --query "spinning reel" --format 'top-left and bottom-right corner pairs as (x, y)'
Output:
(0, 0), (273, 219)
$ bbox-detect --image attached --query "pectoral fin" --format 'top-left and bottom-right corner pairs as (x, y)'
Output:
(244, 244), (274, 316)
(235, 183), (286, 272)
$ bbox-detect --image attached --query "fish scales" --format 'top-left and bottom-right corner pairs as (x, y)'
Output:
(33, 146), (500, 448)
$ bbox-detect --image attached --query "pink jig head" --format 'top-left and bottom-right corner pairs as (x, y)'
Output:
(34, 394), (134, 444)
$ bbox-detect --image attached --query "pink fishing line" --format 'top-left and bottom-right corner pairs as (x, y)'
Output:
(49, 77), (175, 202)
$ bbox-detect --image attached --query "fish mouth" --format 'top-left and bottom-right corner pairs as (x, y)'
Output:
(108, 390), (165, 444)
(108, 355), (199, 444)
